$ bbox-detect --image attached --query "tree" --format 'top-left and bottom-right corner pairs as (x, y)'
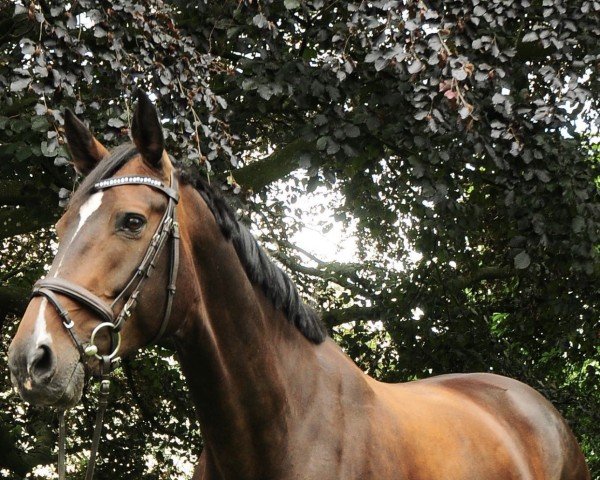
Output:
(1, 0), (598, 478)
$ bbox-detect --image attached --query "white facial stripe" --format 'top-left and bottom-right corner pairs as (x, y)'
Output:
(32, 298), (51, 352)
(53, 191), (104, 276)
(75, 191), (104, 238)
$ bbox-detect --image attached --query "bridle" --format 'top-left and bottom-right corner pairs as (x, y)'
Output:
(31, 172), (180, 480)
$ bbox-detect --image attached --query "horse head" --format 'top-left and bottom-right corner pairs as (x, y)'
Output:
(8, 92), (187, 409)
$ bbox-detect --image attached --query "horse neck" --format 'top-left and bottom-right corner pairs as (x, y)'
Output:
(172, 187), (321, 479)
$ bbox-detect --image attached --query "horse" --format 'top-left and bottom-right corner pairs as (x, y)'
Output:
(8, 92), (590, 480)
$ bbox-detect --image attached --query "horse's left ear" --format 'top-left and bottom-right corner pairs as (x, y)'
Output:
(131, 90), (164, 170)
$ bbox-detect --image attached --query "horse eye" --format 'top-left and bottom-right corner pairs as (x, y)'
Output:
(122, 214), (146, 233)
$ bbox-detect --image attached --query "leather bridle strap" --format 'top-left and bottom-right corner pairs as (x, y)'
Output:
(151, 204), (180, 343)
(34, 278), (114, 324)
(34, 287), (90, 362)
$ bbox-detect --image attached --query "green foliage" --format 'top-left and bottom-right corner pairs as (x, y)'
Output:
(1, 0), (598, 478)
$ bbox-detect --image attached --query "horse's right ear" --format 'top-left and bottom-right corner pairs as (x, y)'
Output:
(64, 109), (109, 176)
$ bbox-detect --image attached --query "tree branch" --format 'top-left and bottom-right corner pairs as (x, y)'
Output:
(271, 249), (372, 297)
(231, 138), (319, 192)
(448, 266), (512, 291)
(322, 305), (383, 328)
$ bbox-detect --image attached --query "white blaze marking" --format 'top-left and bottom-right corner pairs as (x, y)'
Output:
(53, 191), (104, 276)
(74, 191), (105, 238)
(31, 298), (51, 360)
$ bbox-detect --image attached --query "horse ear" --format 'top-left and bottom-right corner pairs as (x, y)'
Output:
(131, 90), (164, 170)
(64, 110), (109, 176)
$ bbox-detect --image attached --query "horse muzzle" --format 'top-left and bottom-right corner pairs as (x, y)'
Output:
(8, 338), (85, 408)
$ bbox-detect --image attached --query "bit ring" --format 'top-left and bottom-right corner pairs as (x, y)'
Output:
(89, 322), (121, 361)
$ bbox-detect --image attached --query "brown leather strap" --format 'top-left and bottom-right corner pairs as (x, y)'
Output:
(34, 278), (114, 325)
(151, 180), (180, 344)
(33, 287), (91, 361)
(58, 411), (66, 480)
(84, 360), (111, 480)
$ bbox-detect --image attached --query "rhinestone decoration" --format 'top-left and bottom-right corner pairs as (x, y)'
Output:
(94, 176), (164, 190)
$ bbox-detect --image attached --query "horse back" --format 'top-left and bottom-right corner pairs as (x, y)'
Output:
(371, 373), (590, 480)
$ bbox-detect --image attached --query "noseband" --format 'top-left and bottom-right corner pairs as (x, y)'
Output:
(30, 172), (180, 480)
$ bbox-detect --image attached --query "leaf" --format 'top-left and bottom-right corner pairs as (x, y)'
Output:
(316, 136), (328, 150)
(21, 43), (35, 56)
(10, 78), (31, 92)
(50, 6), (63, 17)
(94, 27), (107, 38)
(344, 124), (360, 138)
(327, 141), (340, 155)
(216, 96), (228, 109)
(571, 216), (585, 233)
(253, 13), (268, 28)
(14, 4), (28, 15)
(452, 68), (467, 81)
(522, 31), (538, 43)
(284, 0), (300, 9)
(314, 115), (327, 126)
(40, 141), (57, 157)
(475, 71), (488, 82)
(414, 111), (429, 120)
(108, 118), (126, 128)
(242, 79), (256, 91)
(492, 93), (505, 105)
(34, 103), (47, 115)
(257, 84), (273, 100)
(365, 52), (380, 63)
(473, 5), (486, 16)
(31, 116), (48, 132)
(535, 170), (550, 183)
(15, 146), (32, 161)
(298, 154), (311, 169)
(407, 59), (423, 74)
(514, 251), (531, 270)
(374, 57), (388, 71)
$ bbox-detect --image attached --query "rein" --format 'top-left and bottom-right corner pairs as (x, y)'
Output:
(31, 173), (180, 480)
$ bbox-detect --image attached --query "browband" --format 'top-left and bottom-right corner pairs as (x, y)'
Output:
(94, 175), (179, 202)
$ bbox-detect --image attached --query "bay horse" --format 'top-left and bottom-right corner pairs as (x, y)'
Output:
(8, 93), (590, 480)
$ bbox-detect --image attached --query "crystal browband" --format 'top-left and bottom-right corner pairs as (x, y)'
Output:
(94, 176), (179, 202)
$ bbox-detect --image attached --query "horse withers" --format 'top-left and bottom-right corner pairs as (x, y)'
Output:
(8, 93), (590, 479)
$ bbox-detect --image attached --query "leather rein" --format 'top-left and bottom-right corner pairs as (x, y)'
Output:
(31, 173), (180, 480)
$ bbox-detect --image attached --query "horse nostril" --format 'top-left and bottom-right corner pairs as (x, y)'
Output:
(28, 344), (57, 384)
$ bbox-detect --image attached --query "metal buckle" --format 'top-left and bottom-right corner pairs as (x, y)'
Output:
(87, 322), (121, 361)
(99, 379), (111, 395)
